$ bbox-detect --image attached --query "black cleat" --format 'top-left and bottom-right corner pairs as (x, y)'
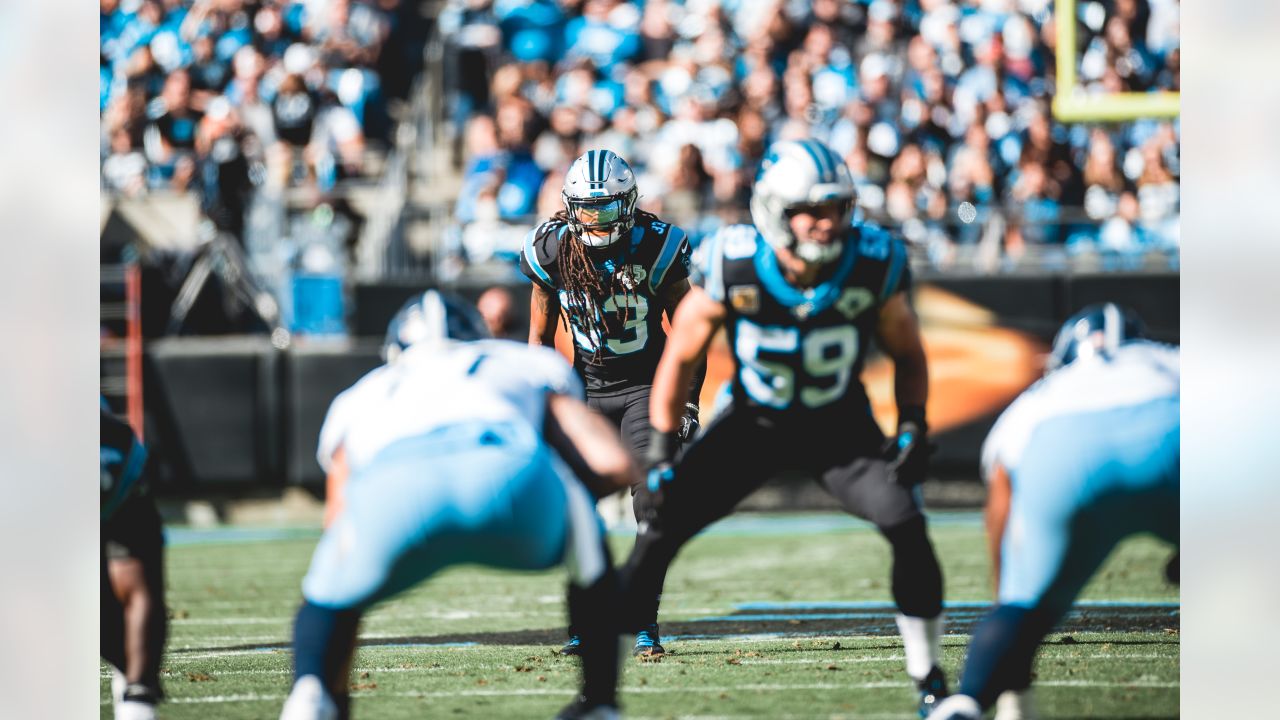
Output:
(559, 635), (583, 656)
(633, 624), (665, 657)
(916, 664), (949, 718)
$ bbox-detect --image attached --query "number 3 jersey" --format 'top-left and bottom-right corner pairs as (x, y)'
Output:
(697, 222), (912, 419)
(519, 215), (692, 395)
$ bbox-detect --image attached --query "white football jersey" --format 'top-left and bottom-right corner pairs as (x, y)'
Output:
(980, 340), (1180, 481)
(317, 340), (583, 473)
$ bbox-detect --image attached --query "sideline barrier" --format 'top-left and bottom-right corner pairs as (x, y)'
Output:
(142, 272), (1177, 489)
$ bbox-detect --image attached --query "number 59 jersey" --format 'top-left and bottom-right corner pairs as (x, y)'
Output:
(696, 222), (912, 419)
(519, 214), (692, 395)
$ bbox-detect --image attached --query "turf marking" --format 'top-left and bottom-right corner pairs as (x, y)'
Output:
(117, 678), (1179, 706)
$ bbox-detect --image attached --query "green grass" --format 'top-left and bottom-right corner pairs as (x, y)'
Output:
(103, 513), (1179, 718)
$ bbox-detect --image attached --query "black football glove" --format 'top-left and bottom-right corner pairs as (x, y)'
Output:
(884, 408), (934, 487)
(643, 428), (679, 517)
(676, 403), (701, 444)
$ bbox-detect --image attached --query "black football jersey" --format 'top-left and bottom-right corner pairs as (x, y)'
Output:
(519, 215), (692, 395)
(696, 222), (912, 417)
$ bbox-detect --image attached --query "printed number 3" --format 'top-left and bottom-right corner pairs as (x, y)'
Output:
(736, 321), (858, 409)
(604, 294), (648, 354)
(565, 293), (649, 355)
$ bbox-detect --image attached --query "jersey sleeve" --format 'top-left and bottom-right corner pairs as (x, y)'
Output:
(647, 222), (692, 292)
(518, 222), (560, 291)
(316, 366), (389, 473)
(522, 344), (585, 400)
(877, 232), (912, 302)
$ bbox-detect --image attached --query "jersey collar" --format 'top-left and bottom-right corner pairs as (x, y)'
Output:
(592, 226), (645, 275)
(753, 228), (859, 319)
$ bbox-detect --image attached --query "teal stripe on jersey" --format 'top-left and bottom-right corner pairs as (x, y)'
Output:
(649, 225), (687, 292)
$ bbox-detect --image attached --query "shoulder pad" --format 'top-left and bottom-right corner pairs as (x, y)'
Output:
(855, 222), (893, 261)
(720, 224), (762, 260)
(521, 220), (566, 288)
(646, 219), (690, 292)
(695, 224), (759, 302)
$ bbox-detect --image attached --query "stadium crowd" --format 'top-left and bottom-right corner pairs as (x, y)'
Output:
(443, 0), (1179, 270)
(99, 0), (420, 217)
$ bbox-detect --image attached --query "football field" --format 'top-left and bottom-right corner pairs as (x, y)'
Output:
(103, 511), (1179, 719)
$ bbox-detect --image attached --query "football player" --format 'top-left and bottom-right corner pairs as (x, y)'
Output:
(624, 139), (949, 716)
(101, 402), (167, 720)
(520, 149), (706, 656)
(929, 305), (1179, 720)
(280, 291), (636, 720)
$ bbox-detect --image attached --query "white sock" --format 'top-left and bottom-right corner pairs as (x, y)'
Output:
(896, 612), (944, 681)
(280, 675), (338, 720)
(111, 666), (127, 705)
(994, 688), (1038, 720)
(115, 699), (158, 720)
(930, 694), (983, 719)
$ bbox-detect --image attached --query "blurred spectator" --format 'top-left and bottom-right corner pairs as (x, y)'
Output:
(144, 69), (202, 191)
(197, 98), (256, 239)
(1082, 128), (1129, 224)
(103, 128), (150, 196)
(101, 0), (412, 208)
(476, 285), (518, 339)
(1006, 159), (1062, 249)
(656, 143), (713, 233)
(1135, 130), (1179, 249)
(423, 0), (1179, 272)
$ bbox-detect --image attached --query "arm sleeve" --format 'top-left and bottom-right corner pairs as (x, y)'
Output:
(316, 366), (387, 473)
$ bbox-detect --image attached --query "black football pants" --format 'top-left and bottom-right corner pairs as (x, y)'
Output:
(621, 404), (944, 632)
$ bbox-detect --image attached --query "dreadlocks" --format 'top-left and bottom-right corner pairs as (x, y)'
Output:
(551, 208), (661, 363)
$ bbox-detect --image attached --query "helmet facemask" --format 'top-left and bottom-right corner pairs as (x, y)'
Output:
(784, 197), (853, 264)
(562, 149), (640, 249)
(562, 186), (639, 248)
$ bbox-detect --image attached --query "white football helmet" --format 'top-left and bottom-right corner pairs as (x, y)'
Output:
(750, 138), (856, 264)
(562, 149), (639, 248)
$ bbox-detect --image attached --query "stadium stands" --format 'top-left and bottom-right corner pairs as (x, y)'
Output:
(439, 0), (1179, 273)
(100, 0), (425, 202)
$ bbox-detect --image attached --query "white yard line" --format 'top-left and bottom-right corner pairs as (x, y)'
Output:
(109, 679), (1179, 705)
(108, 651), (1176, 677)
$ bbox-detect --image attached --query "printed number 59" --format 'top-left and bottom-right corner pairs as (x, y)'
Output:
(736, 321), (858, 409)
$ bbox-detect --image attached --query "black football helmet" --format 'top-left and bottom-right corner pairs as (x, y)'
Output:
(1046, 302), (1147, 373)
